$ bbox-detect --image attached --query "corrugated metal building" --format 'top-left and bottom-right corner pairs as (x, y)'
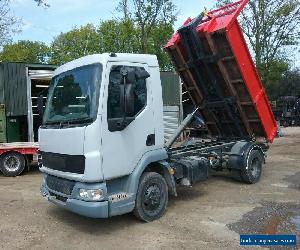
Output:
(0, 62), (56, 143)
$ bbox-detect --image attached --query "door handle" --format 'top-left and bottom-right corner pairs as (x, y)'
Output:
(146, 134), (155, 146)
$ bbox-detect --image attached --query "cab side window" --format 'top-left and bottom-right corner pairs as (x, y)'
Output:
(107, 65), (147, 119)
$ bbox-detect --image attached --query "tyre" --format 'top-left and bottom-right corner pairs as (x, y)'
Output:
(133, 172), (168, 222)
(0, 152), (26, 177)
(234, 149), (263, 184)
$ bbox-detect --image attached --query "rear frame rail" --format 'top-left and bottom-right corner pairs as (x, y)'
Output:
(170, 141), (236, 159)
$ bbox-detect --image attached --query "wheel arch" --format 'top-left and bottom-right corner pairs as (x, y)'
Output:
(145, 161), (177, 197)
(0, 150), (27, 162)
(228, 141), (265, 170)
(126, 149), (170, 196)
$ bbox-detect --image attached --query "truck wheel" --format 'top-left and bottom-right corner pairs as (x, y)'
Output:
(233, 150), (263, 184)
(0, 152), (26, 177)
(133, 172), (168, 222)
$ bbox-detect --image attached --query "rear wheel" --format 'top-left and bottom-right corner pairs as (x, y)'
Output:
(233, 150), (263, 184)
(133, 172), (168, 222)
(0, 152), (26, 177)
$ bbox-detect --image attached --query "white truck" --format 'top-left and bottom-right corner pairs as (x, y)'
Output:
(39, 4), (277, 222)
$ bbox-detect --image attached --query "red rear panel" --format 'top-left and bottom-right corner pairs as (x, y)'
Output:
(165, 0), (277, 142)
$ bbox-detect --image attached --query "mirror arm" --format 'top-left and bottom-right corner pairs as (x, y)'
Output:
(122, 75), (127, 127)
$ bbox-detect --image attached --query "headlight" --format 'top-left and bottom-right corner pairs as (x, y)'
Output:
(79, 189), (103, 201)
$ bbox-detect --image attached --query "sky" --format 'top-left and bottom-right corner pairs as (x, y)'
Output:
(8, 0), (300, 67)
(10, 0), (214, 43)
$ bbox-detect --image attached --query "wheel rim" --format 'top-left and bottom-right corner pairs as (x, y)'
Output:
(250, 157), (261, 178)
(4, 156), (21, 172)
(142, 183), (162, 214)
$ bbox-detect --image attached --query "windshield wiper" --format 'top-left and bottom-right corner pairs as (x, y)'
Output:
(67, 117), (94, 124)
(59, 117), (94, 127)
(43, 117), (93, 128)
(44, 121), (61, 125)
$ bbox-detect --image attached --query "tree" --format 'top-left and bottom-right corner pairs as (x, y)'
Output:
(146, 21), (175, 70)
(216, 0), (300, 86)
(0, 0), (21, 47)
(0, 0), (49, 48)
(34, 0), (49, 7)
(98, 19), (139, 54)
(50, 20), (138, 65)
(49, 19), (175, 69)
(276, 68), (300, 98)
(116, 0), (177, 69)
(0, 40), (50, 63)
(263, 59), (289, 99)
(117, 0), (177, 53)
(50, 24), (100, 65)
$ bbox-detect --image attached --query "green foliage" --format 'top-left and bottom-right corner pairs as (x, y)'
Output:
(50, 24), (100, 65)
(97, 19), (139, 53)
(116, 0), (177, 69)
(267, 66), (300, 100)
(50, 19), (175, 69)
(260, 59), (289, 100)
(50, 21), (138, 65)
(146, 21), (174, 70)
(280, 68), (300, 97)
(0, 40), (50, 64)
(216, 0), (300, 85)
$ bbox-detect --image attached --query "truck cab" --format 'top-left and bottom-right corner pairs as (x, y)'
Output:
(39, 53), (168, 220)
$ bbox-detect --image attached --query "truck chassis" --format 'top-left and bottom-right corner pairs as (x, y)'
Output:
(131, 137), (265, 221)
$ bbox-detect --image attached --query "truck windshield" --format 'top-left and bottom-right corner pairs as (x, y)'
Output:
(43, 63), (102, 125)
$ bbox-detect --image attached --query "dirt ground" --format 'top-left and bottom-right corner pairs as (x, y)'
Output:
(0, 128), (299, 250)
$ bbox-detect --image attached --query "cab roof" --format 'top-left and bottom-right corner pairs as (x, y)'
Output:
(54, 53), (159, 76)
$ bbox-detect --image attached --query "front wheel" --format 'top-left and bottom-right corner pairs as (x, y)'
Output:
(133, 172), (168, 222)
(0, 152), (26, 177)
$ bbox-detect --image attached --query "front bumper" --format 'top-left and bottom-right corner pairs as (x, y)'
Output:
(40, 181), (109, 218)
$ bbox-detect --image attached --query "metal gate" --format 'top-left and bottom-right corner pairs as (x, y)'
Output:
(163, 106), (181, 141)
(27, 69), (54, 142)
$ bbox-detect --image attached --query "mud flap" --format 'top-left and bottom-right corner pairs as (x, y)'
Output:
(160, 161), (177, 197)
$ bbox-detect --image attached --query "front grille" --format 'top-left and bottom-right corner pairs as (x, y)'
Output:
(46, 175), (75, 195)
(40, 151), (85, 174)
(49, 191), (68, 203)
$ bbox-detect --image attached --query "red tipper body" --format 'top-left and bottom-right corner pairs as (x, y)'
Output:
(165, 0), (277, 143)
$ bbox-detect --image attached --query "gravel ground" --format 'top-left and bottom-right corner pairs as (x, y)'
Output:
(0, 127), (299, 250)
(228, 201), (300, 249)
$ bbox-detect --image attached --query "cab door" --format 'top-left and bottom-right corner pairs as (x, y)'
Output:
(100, 62), (155, 180)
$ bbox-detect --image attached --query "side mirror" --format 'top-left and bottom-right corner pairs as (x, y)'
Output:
(120, 82), (134, 116)
(120, 67), (150, 117)
(119, 67), (135, 116)
(135, 68), (150, 80)
(37, 95), (44, 117)
(126, 70), (136, 83)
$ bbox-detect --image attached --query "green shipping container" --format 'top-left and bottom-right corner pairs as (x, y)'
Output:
(6, 117), (21, 143)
